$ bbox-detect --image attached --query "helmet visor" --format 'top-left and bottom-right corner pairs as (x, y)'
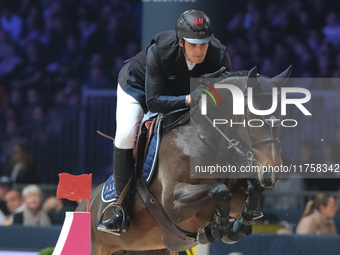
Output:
(183, 34), (213, 44)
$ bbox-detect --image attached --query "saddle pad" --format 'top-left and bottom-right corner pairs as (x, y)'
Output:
(101, 117), (162, 203)
(101, 174), (138, 204)
(101, 174), (116, 203)
(142, 121), (161, 185)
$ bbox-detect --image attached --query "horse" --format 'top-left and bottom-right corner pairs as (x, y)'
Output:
(76, 66), (292, 255)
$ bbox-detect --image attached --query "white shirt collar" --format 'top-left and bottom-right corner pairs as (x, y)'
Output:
(186, 59), (196, 71)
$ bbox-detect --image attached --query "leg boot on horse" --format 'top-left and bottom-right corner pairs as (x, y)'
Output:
(98, 146), (134, 234)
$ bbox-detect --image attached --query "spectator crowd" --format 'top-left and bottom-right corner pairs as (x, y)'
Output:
(222, 0), (340, 80)
(0, 0), (141, 152)
(0, 176), (78, 226)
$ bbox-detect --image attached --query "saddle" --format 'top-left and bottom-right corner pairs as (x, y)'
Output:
(134, 109), (190, 183)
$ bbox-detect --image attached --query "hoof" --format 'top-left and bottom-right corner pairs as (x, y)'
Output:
(197, 224), (218, 244)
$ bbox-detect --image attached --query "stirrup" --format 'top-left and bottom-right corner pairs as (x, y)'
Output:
(97, 202), (129, 236)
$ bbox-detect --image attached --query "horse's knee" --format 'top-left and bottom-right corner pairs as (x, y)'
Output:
(247, 179), (265, 194)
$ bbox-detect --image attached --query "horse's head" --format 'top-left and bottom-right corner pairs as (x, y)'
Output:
(191, 66), (292, 188)
(238, 66), (292, 188)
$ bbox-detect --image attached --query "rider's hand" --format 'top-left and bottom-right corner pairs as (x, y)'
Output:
(185, 94), (191, 106)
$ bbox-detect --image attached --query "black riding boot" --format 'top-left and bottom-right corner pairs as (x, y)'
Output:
(97, 146), (134, 234)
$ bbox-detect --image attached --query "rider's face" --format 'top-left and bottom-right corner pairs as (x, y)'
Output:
(179, 39), (209, 64)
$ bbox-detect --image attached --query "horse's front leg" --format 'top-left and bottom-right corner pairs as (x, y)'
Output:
(170, 182), (230, 222)
(224, 178), (264, 243)
(168, 182), (232, 244)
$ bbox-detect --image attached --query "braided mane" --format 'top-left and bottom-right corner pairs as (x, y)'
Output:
(221, 70), (249, 78)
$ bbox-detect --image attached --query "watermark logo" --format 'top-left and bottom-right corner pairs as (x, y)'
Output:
(197, 79), (312, 128)
(198, 82), (222, 115)
(200, 84), (312, 117)
(189, 77), (340, 179)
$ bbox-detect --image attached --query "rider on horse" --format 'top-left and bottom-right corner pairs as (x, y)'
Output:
(98, 9), (232, 234)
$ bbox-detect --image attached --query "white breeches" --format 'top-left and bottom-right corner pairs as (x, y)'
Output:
(114, 84), (144, 149)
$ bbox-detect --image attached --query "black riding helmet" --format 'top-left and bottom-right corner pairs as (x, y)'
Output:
(176, 10), (214, 44)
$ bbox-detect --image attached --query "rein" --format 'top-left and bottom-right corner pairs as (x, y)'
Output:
(162, 108), (192, 129)
(160, 105), (258, 166)
(190, 105), (257, 167)
(190, 98), (280, 168)
(158, 95), (280, 168)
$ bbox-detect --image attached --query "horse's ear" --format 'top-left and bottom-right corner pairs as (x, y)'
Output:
(271, 65), (293, 87)
(201, 66), (227, 78)
(243, 66), (257, 92)
(248, 66), (258, 79)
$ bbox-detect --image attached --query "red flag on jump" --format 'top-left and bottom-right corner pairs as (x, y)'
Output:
(57, 173), (92, 212)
